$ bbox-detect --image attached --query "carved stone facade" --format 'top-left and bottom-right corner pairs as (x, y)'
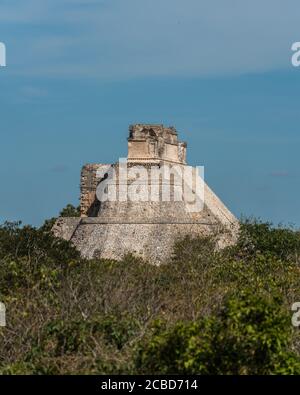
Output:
(53, 124), (238, 264)
(127, 124), (187, 164)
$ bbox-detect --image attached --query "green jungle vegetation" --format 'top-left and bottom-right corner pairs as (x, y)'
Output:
(0, 204), (300, 375)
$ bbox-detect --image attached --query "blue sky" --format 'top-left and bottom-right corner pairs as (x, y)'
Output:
(0, 0), (300, 226)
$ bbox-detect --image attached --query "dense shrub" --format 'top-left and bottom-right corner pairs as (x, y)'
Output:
(0, 210), (300, 375)
(136, 292), (300, 375)
(234, 218), (300, 261)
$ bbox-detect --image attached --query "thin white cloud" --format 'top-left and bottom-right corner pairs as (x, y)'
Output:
(20, 85), (48, 98)
(50, 164), (69, 173)
(270, 171), (290, 178)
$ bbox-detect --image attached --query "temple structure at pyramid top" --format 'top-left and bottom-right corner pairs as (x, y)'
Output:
(127, 124), (187, 164)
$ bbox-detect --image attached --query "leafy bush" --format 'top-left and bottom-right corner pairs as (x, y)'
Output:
(0, 211), (300, 375)
(235, 218), (300, 261)
(135, 292), (300, 375)
(0, 221), (79, 263)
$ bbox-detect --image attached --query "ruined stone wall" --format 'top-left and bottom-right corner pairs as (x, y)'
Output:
(80, 164), (111, 217)
(71, 221), (228, 264)
(56, 161), (238, 264)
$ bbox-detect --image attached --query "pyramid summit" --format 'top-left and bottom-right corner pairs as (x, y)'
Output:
(127, 124), (187, 164)
(53, 124), (238, 263)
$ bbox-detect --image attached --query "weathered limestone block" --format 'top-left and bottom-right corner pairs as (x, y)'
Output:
(52, 217), (81, 241)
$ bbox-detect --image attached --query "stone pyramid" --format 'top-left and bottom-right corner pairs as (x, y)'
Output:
(53, 124), (238, 263)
